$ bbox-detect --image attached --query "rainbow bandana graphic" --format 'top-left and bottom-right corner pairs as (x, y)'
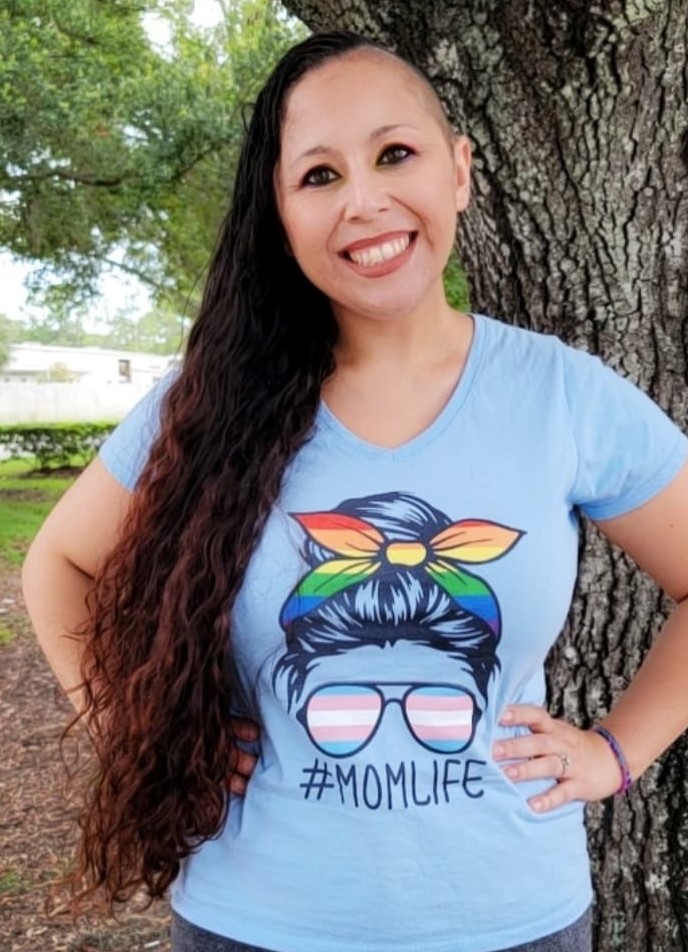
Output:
(280, 511), (522, 635)
(275, 494), (524, 763)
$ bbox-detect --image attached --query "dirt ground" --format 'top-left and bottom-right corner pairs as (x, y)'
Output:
(0, 566), (172, 952)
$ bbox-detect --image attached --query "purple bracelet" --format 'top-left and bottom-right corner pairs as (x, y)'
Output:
(591, 725), (633, 794)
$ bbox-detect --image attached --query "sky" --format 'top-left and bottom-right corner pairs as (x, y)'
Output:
(0, 0), (224, 327)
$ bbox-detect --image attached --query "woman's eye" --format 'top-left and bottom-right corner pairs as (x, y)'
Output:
(379, 144), (413, 165)
(302, 166), (337, 187)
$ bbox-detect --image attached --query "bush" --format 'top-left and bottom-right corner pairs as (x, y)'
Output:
(0, 422), (116, 471)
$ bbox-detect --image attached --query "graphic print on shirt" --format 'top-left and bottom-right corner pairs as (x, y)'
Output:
(273, 492), (523, 810)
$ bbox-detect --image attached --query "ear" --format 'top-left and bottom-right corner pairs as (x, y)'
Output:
(452, 135), (472, 213)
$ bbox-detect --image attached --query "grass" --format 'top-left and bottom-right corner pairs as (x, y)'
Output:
(0, 869), (24, 894)
(0, 458), (32, 476)
(0, 624), (15, 644)
(0, 454), (88, 477)
(0, 457), (78, 566)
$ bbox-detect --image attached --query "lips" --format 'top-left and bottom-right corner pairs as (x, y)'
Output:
(340, 231), (417, 269)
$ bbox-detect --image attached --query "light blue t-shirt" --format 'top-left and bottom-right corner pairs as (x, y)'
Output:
(100, 314), (687, 952)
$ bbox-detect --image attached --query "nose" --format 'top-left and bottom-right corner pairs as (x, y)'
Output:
(342, 168), (390, 222)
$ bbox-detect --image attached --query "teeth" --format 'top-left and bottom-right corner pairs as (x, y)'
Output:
(348, 234), (411, 267)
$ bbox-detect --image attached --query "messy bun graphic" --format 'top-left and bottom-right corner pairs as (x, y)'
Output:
(274, 493), (523, 757)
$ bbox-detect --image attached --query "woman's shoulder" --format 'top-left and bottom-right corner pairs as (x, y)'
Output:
(473, 312), (588, 372)
(99, 368), (179, 493)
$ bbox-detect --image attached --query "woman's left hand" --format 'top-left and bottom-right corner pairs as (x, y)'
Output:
(492, 705), (625, 813)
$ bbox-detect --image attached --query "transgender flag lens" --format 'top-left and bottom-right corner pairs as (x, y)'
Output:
(305, 684), (475, 757)
(404, 686), (474, 753)
(306, 685), (383, 756)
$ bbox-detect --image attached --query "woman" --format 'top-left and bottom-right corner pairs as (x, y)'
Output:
(22, 29), (688, 952)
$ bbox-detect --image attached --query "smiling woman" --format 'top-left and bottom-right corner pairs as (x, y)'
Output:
(21, 28), (688, 952)
(274, 51), (469, 328)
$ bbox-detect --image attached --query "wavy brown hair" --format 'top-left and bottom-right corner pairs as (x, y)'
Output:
(69, 30), (451, 910)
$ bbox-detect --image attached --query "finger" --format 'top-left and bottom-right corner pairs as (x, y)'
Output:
(502, 753), (567, 783)
(493, 733), (558, 761)
(230, 750), (257, 779)
(500, 705), (555, 731)
(227, 774), (247, 796)
(528, 781), (577, 814)
(230, 717), (260, 742)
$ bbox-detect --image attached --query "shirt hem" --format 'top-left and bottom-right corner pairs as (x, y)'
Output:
(171, 886), (593, 952)
(98, 445), (137, 492)
(581, 433), (688, 521)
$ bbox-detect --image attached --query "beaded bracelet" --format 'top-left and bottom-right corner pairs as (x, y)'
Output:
(591, 725), (633, 794)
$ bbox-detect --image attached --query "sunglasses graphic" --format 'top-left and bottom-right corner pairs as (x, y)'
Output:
(299, 682), (477, 757)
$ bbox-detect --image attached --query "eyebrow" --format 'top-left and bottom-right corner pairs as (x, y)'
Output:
(288, 124), (419, 169)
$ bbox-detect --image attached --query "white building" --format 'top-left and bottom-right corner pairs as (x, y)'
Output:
(2, 342), (172, 387)
(0, 343), (176, 424)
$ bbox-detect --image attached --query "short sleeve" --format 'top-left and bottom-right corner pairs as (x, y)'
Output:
(562, 344), (688, 520)
(99, 372), (177, 492)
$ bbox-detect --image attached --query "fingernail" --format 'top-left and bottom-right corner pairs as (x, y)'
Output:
(493, 744), (505, 758)
(532, 799), (544, 812)
(500, 709), (514, 723)
(505, 766), (518, 779)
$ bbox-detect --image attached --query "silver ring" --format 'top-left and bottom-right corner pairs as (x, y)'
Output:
(557, 753), (571, 778)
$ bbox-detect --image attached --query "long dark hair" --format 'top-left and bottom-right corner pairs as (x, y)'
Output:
(71, 30), (447, 910)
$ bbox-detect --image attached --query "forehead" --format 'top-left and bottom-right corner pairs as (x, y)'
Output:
(280, 51), (444, 152)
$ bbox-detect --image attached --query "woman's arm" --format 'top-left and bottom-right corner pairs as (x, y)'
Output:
(589, 459), (688, 778)
(22, 457), (132, 711)
(492, 460), (688, 811)
(22, 458), (258, 793)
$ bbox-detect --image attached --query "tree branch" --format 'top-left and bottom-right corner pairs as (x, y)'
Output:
(50, 13), (101, 47)
(169, 143), (226, 183)
(96, 255), (171, 293)
(5, 143), (222, 191)
(7, 169), (128, 188)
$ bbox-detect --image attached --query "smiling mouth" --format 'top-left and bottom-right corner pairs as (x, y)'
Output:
(342, 232), (416, 267)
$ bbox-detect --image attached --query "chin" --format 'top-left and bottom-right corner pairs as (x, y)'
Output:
(336, 289), (434, 322)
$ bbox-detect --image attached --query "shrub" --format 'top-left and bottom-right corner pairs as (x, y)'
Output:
(0, 422), (116, 471)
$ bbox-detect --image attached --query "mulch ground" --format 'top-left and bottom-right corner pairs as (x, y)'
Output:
(0, 566), (172, 952)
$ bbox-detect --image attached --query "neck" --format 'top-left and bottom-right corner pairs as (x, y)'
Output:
(332, 294), (472, 376)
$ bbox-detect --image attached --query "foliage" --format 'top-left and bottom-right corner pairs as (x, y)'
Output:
(443, 251), (470, 312)
(38, 362), (77, 382)
(94, 306), (190, 354)
(15, 303), (189, 354)
(18, 297), (89, 346)
(0, 0), (306, 314)
(0, 422), (115, 471)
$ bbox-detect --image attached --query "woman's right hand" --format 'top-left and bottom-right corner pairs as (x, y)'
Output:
(228, 718), (260, 795)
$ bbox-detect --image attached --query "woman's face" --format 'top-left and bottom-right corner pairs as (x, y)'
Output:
(274, 51), (471, 325)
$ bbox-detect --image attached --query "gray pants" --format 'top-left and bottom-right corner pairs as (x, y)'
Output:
(171, 906), (592, 952)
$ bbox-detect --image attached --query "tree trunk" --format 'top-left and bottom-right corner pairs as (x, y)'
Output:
(280, 2), (688, 949)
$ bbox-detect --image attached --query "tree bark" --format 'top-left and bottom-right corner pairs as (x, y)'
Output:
(280, 2), (688, 949)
